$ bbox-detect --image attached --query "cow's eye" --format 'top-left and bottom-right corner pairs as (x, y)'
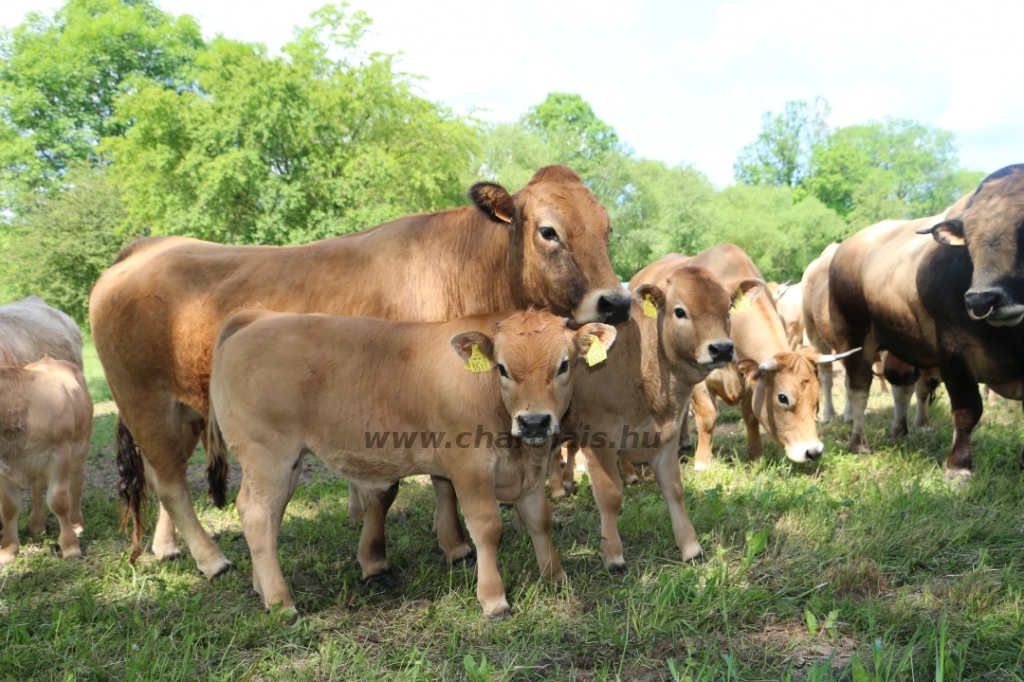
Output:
(674, 306), (687, 319)
(539, 226), (559, 242)
(777, 393), (790, 406)
(557, 358), (570, 375)
(497, 364), (509, 378)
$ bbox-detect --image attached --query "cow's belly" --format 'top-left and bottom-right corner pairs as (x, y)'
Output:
(318, 447), (449, 483)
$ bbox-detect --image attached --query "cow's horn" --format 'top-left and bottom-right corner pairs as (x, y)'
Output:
(757, 359), (780, 373)
(817, 347), (863, 364)
(914, 225), (935, 235)
(775, 280), (792, 300)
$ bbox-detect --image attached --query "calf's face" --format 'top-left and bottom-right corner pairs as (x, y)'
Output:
(451, 311), (616, 446)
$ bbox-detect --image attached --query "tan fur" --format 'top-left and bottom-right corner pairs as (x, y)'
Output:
(89, 166), (626, 577)
(550, 265), (757, 570)
(636, 245), (827, 469)
(209, 310), (613, 618)
(774, 282), (805, 350)
(0, 359), (92, 564)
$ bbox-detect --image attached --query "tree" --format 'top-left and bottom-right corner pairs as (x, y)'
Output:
(733, 97), (831, 188)
(105, 4), (478, 244)
(524, 92), (621, 171)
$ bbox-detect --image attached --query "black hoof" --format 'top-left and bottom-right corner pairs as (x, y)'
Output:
(210, 562), (233, 581)
(453, 549), (477, 568)
(608, 561), (627, 575)
(364, 569), (399, 589)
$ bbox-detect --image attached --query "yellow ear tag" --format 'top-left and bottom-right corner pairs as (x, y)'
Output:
(585, 335), (607, 367)
(643, 294), (658, 318)
(731, 290), (752, 313)
(947, 234), (965, 246)
(463, 344), (492, 373)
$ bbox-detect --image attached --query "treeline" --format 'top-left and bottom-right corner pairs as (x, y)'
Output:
(0, 1), (983, 324)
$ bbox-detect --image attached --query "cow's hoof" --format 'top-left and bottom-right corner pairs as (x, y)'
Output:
(693, 460), (710, 472)
(364, 569), (399, 589)
(154, 547), (182, 562)
(624, 474), (640, 485)
(208, 561), (233, 581)
(682, 541), (703, 563)
(607, 561), (627, 575)
(487, 603), (511, 620)
(453, 549), (477, 568)
(944, 468), (972, 486)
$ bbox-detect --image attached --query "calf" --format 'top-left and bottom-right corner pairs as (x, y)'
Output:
(551, 265), (762, 570)
(208, 309), (615, 619)
(0, 358), (92, 564)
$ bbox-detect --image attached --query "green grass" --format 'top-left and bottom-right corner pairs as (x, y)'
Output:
(82, 337), (112, 403)
(2, 385), (1023, 680)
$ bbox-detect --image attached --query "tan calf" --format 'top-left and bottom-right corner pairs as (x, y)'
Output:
(0, 358), (92, 564)
(208, 309), (614, 619)
(551, 265), (762, 571)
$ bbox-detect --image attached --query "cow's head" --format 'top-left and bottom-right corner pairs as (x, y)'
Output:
(917, 164), (1024, 326)
(469, 165), (631, 326)
(737, 348), (856, 463)
(634, 266), (764, 385)
(451, 310), (616, 446)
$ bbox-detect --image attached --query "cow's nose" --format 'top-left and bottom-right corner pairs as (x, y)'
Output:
(517, 413), (552, 433)
(805, 443), (824, 461)
(708, 341), (734, 363)
(598, 292), (632, 325)
(965, 289), (1005, 320)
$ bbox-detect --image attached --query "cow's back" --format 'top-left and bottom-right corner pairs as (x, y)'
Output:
(0, 297), (83, 370)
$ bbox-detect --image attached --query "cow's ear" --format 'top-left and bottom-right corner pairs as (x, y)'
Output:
(917, 218), (965, 246)
(572, 323), (617, 359)
(450, 331), (495, 367)
(633, 284), (665, 317)
(726, 278), (765, 312)
(736, 359), (760, 384)
(469, 182), (515, 224)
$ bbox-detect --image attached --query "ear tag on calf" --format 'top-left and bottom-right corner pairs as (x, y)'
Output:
(464, 344), (492, 373)
(731, 290), (753, 313)
(643, 294), (658, 318)
(586, 335), (608, 366)
(946, 234), (965, 246)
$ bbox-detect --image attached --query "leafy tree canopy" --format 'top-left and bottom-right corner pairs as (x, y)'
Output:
(733, 97), (830, 188)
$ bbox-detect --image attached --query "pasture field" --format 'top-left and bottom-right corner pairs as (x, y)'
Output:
(1, 384), (1023, 681)
(82, 338), (112, 403)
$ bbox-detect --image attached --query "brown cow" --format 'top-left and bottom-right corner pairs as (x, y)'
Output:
(0, 358), (92, 564)
(549, 265), (761, 570)
(636, 246), (854, 471)
(829, 164), (1024, 478)
(0, 296), (84, 536)
(90, 165), (629, 579)
(208, 309), (615, 619)
(803, 242), (940, 434)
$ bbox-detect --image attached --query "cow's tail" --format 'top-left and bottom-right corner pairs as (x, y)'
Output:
(116, 416), (147, 563)
(206, 397), (229, 509)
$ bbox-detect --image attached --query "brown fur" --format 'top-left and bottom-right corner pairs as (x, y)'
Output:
(207, 309), (614, 618)
(89, 166), (627, 577)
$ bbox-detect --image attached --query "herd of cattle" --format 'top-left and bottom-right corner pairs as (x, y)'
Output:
(2, 163), (1022, 621)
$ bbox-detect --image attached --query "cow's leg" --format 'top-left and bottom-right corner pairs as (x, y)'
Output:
(889, 382), (915, 439)
(741, 391), (764, 462)
(429, 477), (472, 562)
(29, 478), (46, 535)
(678, 409), (693, 453)
(648, 446), (702, 562)
(584, 447), (626, 572)
(235, 447), (301, 619)
(130, 409), (230, 578)
(356, 481), (399, 580)
(843, 352), (874, 454)
(691, 383), (718, 471)
(0, 476), (22, 565)
(842, 374), (854, 423)
(914, 371), (940, 429)
(512, 483), (564, 583)
(818, 362), (836, 423)
(347, 479), (363, 526)
(548, 446), (567, 499)
(69, 441), (87, 535)
(46, 450), (81, 560)
(449, 470), (507, 618)
(942, 357), (982, 481)
(620, 458), (639, 484)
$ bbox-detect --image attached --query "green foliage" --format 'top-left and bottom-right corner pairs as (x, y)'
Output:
(733, 97), (830, 188)
(105, 4), (478, 244)
(710, 184), (848, 282)
(2, 165), (129, 325)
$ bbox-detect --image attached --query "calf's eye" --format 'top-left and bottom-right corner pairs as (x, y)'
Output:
(498, 364), (509, 378)
(557, 358), (570, 375)
(539, 227), (559, 242)
(777, 393), (790, 406)
(674, 307), (687, 319)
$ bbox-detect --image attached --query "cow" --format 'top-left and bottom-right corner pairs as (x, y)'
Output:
(803, 243), (940, 434)
(206, 308), (615, 619)
(829, 164), (1024, 479)
(89, 165), (630, 579)
(0, 296), (84, 536)
(632, 246), (854, 472)
(0, 358), (92, 564)
(548, 264), (762, 570)
(774, 282), (806, 350)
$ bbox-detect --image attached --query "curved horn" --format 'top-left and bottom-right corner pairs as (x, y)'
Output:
(817, 347), (863, 364)
(757, 359), (780, 373)
(774, 280), (792, 300)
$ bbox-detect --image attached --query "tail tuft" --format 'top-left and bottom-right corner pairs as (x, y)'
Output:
(116, 417), (147, 562)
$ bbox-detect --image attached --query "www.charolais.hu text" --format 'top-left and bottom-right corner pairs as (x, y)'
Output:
(364, 425), (661, 449)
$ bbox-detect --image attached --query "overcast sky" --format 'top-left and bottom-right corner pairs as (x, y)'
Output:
(3, 0), (1022, 187)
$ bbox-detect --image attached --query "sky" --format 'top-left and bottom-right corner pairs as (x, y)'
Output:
(3, 0), (1022, 188)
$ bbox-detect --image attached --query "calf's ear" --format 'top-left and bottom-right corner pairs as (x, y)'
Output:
(633, 284), (665, 316)
(450, 332), (496, 365)
(735, 358), (764, 384)
(916, 218), (965, 246)
(469, 182), (515, 224)
(573, 323), (617, 358)
(727, 278), (765, 311)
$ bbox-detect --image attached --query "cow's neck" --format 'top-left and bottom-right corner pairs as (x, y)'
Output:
(735, 299), (790, 363)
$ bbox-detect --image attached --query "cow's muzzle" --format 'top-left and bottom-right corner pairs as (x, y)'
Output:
(965, 288), (1024, 326)
(785, 441), (824, 463)
(597, 291), (632, 325)
(514, 412), (558, 446)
